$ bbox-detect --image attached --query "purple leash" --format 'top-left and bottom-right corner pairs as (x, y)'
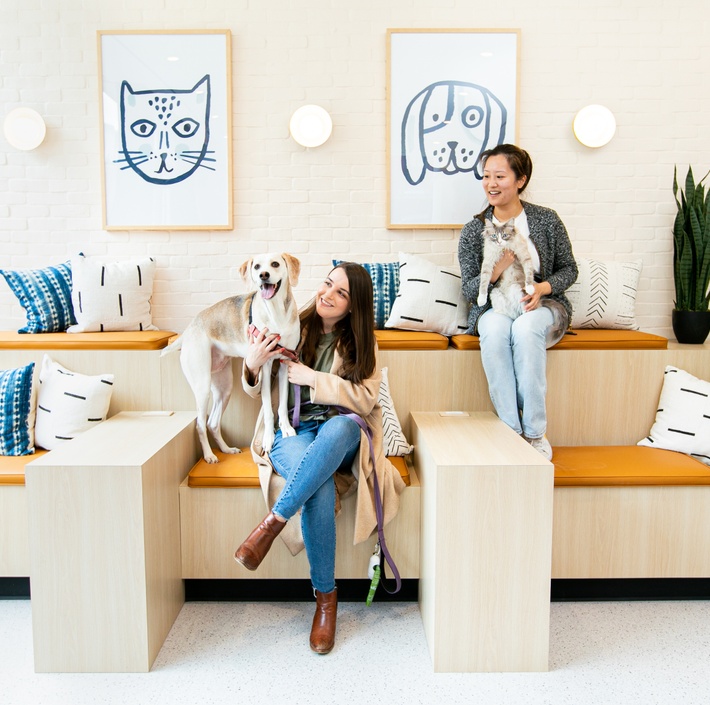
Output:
(336, 407), (402, 594)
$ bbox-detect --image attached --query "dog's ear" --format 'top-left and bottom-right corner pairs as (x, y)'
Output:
(282, 253), (301, 287)
(401, 86), (431, 186)
(239, 259), (253, 282)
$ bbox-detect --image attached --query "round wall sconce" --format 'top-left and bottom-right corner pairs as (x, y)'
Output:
(573, 105), (616, 148)
(289, 105), (333, 148)
(3, 107), (47, 151)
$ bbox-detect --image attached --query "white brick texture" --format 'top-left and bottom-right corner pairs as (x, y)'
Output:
(1, 0), (709, 337)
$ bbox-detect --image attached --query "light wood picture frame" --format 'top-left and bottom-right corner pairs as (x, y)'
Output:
(387, 29), (520, 230)
(98, 30), (233, 231)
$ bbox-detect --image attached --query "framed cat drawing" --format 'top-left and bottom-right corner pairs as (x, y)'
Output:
(98, 30), (233, 230)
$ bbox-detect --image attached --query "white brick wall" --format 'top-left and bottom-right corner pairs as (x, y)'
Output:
(1, 0), (709, 337)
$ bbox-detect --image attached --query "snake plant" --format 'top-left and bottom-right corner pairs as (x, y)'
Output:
(672, 166), (710, 311)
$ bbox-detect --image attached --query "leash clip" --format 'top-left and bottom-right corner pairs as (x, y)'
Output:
(368, 541), (381, 580)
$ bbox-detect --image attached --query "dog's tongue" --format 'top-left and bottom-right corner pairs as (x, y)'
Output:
(260, 283), (276, 300)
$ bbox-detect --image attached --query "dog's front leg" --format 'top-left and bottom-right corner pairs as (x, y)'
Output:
(261, 359), (277, 452)
(276, 360), (297, 439)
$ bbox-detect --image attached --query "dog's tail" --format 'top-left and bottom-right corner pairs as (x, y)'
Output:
(160, 334), (183, 357)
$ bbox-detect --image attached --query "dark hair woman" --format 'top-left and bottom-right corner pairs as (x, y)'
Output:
(234, 262), (404, 654)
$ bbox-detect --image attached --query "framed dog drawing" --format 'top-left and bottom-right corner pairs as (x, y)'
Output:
(387, 29), (520, 229)
(98, 30), (233, 230)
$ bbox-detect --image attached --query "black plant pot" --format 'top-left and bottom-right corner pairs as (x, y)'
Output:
(672, 309), (710, 344)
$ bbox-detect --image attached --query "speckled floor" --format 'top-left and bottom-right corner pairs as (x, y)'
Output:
(1, 599), (709, 705)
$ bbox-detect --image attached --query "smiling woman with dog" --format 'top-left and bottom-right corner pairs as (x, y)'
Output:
(234, 262), (405, 655)
(458, 143), (578, 460)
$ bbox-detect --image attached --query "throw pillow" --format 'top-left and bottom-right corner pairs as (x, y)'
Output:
(379, 367), (413, 456)
(638, 366), (710, 466)
(384, 252), (469, 336)
(34, 355), (114, 450)
(68, 254), (158, 333)
(332, 260), (400, 329)
(565, 259), (642, 330)
(0, 362), (37, 456)
(0, 261), (76, 333)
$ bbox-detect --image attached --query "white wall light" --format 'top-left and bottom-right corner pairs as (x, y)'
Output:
(289, 105), (333, 148)
(3, 107), (47, 150)
(573, 104), (616, 148)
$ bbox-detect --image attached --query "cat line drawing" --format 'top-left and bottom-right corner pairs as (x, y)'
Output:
(115, 74), (214, 185)
(477, 218), (536, 319)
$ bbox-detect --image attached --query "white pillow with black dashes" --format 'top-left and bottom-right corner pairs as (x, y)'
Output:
(34, 355), (115, 451)
(638, 365), (710, 466)
(384, 252), (469, 337)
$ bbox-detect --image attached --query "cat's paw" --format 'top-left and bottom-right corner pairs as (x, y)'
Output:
(477, 294), (488, 306)
(524, 284), (535, 295)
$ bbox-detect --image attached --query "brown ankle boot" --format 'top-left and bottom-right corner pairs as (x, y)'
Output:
(234, 512), (286, 571)
(310, 588), (337, 654)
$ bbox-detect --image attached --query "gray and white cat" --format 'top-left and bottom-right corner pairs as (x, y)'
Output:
(477, 218), (536, 319)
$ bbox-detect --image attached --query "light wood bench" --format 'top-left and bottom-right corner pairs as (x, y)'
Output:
(0, 331), (178, 577)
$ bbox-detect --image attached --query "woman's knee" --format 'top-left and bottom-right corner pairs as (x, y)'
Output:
(319, 415), (361, 446)
(511, 308), (553, 344)
(478, 311), (513, 346)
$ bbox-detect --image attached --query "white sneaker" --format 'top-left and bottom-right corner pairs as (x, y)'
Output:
(526, 435), (553, 460)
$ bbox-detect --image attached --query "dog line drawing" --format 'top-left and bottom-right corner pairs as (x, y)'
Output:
(162, 253), (301, 463)
(400, 80), (507, 186)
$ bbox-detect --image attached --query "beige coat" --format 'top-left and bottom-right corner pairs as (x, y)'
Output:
(241, 345), (406, 556)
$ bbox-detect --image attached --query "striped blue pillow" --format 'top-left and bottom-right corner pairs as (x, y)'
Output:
(332, 260), (400, 329)
(0, 362), (35, 456)
(0, 261), (76, 333)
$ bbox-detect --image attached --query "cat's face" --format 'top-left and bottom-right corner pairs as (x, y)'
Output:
(117, 75), (212, 185)
(483, 218), (516, 244)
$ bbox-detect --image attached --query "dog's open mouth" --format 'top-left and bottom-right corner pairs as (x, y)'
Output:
(260, 281), (281, 300)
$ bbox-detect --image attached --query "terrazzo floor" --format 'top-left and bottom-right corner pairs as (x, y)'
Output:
(1, 598), (709, 705)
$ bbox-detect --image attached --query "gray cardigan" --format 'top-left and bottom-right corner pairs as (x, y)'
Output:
(458, 202), (578, 335)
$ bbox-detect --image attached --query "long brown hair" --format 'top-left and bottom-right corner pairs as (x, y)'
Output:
(299, 262), (376, 383)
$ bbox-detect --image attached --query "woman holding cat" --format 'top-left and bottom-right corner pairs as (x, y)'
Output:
(234, 262), (405, 654)
(458, 144), (578, 460)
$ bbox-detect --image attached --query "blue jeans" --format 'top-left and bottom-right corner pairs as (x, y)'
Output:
(269, 415), (361, 593)
(477, 307), (554, 439)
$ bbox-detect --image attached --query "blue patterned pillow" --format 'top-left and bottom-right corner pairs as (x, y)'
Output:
(0, 261), (76, 333)
(0, 362), (36, 456)
(332, 260), (400, 329)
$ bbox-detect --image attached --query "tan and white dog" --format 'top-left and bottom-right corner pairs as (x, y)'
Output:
(163, 253), (301, 462)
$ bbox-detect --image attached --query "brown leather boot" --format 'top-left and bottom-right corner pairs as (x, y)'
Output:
(234, 512), (286, 571)
(310, 588), (337, 654)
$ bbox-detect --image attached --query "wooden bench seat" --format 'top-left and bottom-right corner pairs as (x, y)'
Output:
(0, 330), (176, 351)
(450, 329), (669, 351)
(377, 328), (668, 351)
(186, 450), (411, 488)
(553, 446), (710, 486)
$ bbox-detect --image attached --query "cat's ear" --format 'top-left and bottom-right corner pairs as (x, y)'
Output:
(191, 75), (211, 103)
(120, 80), (136, 107)
(484, 218), (493, 227)
(503, 219), (515, 227)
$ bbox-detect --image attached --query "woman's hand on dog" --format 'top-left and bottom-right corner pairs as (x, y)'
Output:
(245, 327), (284, 376)
(281, 359), (317, 389)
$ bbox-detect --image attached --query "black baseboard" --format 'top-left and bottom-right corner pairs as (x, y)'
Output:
(0, 577), (30, 599)
(551, 578), (710, 601)
(3, 577), (709, 602)
(184, 578), (418, 602)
